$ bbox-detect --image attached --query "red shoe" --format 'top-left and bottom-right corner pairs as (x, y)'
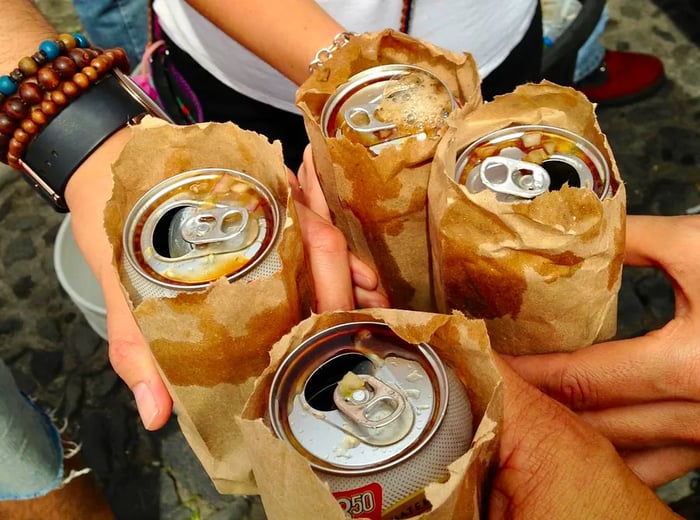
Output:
(575, 50), (666, 107)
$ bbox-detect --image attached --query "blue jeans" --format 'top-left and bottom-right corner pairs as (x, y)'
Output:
(574, 5), (609, 83)
(0, 359), (63, 500)
(72, 0), (149, 67)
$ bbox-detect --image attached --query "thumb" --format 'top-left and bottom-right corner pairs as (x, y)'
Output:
(489, 356), (673, 519)
(101, 271), (172, 430)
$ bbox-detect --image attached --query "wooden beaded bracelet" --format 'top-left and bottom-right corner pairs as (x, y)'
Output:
(0, 48), (128, 169)
(0, 50), (99, 150)
(0, 34), (97, 162)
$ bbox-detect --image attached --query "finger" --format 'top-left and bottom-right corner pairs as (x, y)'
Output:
(354, 286), (390, 309)
(297, 145), (332, 220)
(578, 400), (700, 450)
(287, 168), (304, 204)
(294, 201), (354, 312)
(350, 251), (390, 307)
(622, 446), (700, 488)
(68, 197), (172, 431)
(489, 356), (667, 519)
(625, 215), (700, 315)
(101, 271), (172, 430)
(625, 215), (700, 268)
(348, 252), (379, 291)
(503, 327), (700, 410)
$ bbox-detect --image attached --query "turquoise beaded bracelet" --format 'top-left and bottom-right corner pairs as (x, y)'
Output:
(0, 33), (89, 99)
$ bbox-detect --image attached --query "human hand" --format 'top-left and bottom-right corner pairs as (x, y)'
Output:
(291, 145), (389, 311)
(65, 128), (173, 431)
(504, 215), (700, 487)
(491, 356), (680, 519)
(66, 136), (387, 432)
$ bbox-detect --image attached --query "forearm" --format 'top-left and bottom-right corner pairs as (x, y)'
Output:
(1, 1), (56, 70)
(185, 0), (344, 85)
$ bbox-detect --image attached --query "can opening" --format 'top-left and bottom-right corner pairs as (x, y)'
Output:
(542, 159), (581, 190)
(152, 206), (181, 258)
(305, 353), (375, 411)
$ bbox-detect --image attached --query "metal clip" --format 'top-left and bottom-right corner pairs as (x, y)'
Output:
(479, 156), (551, 199)
(344, 94), (397, 133)
(180, 206), (249, 244)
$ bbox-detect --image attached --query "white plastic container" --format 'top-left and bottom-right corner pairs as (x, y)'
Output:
(53, 215), (108, 340)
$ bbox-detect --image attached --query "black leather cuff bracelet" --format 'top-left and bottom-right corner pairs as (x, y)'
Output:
(20, 68), (170, 212)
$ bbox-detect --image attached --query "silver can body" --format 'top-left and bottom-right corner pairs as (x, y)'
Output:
(321, 64), (457, 155)
(121, 167), (282, 304)
(455, 125), (610, 201)
(268, 321), (473, 519)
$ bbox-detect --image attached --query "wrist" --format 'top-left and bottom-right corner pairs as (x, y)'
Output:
(64, 124), (132, 214)
(21, 68), (168, 211)
(63, 125), (133, 286)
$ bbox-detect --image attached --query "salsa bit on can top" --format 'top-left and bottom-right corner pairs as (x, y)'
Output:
(455, 125), (611, 202)
(123, 167), (280, 290)
(268, 321), (473, 519)
(321, 64), (457, 154)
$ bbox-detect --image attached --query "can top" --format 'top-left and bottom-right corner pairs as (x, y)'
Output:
(321, 64), (457, 154)
(455, 125), (611, 201)
(123, 168), (280, 290)
(268, 321), (449, 474)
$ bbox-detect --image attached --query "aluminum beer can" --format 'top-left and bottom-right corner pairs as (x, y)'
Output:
(321, 64), (457, 154)
(268, 321), (473, 519)
(121, 167), (282, 304)
(455, 125), (610, 201)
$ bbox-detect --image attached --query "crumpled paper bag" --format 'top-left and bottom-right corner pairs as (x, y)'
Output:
(429, 82), (626, 354)
(297, 29), (482, 311)
(237, 308), (502, 519)
(104, 117), (313, 493)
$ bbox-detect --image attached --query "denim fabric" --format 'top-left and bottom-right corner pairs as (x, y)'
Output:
(0, 360), (63, 500)
(574, 5), (609, 83)
(72, 0), (149, 67)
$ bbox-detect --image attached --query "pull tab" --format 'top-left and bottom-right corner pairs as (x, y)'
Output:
(344, 94), (397, 133)
(479, 156), (551, 199)
(333, 374), (413, 446)
(180, 206), (250, 245)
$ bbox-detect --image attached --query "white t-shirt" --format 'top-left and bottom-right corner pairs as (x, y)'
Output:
(153, 0), (538, 113)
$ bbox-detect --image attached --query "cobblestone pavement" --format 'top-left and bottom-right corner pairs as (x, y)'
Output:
(1, 0), (698, 518)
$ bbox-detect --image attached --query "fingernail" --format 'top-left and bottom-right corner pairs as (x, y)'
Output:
(133, 382), (159, 430)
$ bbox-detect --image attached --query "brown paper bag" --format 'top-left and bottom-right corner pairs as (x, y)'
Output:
(238, 309), (502, 519)
(104, 117), (313, 493)
(428, 82), (626, 354)
(297, 30), (483, 311)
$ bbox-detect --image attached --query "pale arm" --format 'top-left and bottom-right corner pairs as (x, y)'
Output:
(185, 0), (345, 85)
(1, 1), (173, 430)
